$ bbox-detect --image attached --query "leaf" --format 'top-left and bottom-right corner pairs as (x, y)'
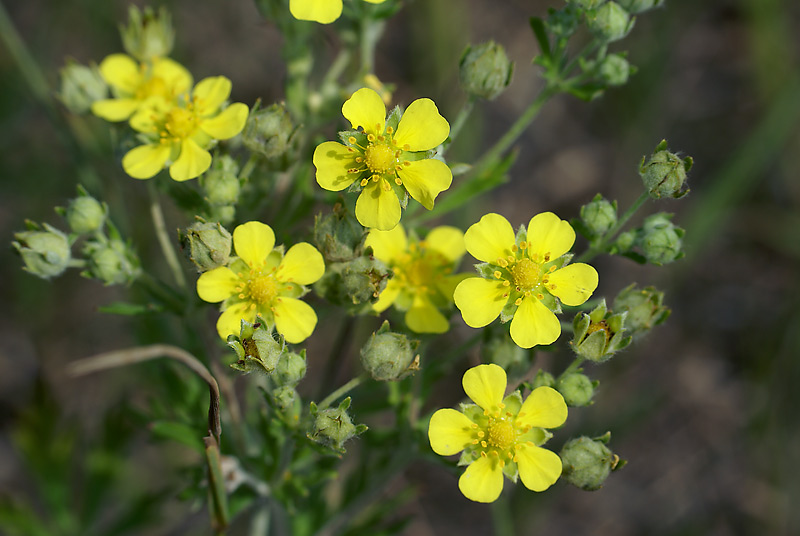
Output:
(97, 301), (164, 315)
(529, 17), (551, 59)
(149, 420), (205, 454)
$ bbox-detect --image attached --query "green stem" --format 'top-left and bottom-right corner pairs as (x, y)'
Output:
(575, 191), (650, 264)
(317, 375), (367, 411)
(240, 153), (260, 181)
(491, 493), (514, 536)
(559, 355), (585, 380)
(147, 181), (187, 290)
(445, 96), (476, 152)
(0, 1), (52, 107)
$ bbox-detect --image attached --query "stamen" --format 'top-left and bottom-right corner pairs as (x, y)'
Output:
(394, 178), (402, 185)
(493, 271), (503, 279)
(360, 178), (369, 187)
(386, 126), (394, 134)
(348, 136), (357, 145)
(514, 298), (522, 306)
(367, 133), (376, 142)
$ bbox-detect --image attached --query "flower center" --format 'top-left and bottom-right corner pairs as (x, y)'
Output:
(248, 274), (277, 305)
(487, 419), (515, 450)
(511, 258), (540, 290)
(364, 143), (396, 174)
(164, 107), (197, 139)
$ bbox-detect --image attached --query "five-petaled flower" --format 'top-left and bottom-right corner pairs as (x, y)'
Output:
(313, 87), (452, 231)
(122, 76), (249, 182)
(454, 212), (599, 348)
(290, 0), (386, 24)
(428, 363), (568, 503)
(365, 224), (467, 333)
(196, 221), (325, 343)
(91, 53), (192, 122)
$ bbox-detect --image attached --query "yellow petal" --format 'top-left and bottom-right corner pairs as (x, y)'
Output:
(464, 213), (515, 263)
(193, 76), (232, 115)
(169, 138), (212, 182)
(458, 455), (504, 503)
(516, 444), (563, 492)
(355, 181), (401, 231)
(547, 263), (598, 306)
(289, 0), (343, 24)
(200, 103), (249, 140)
(462, 363), (506, 411)
(342, 87), (386, 134)
(397, 158), (452, 211)
(509, 296), (561, 349)
(372, 279), (401, 312)
(425, 226), (465, 263)
(393, 98), (450, 152)
(216, 302), (253, 340)
(453, 277), (506, 328)
(196, 267), (239, 303)
(277, 243), (325, 285)
(233, 221), (275, 267)
(527, 212), (575, 261)
(98, 54), (140, 93)
(406, 295), (449, 333)
(313, 141), (358, 191)
(273, 297), (317, 344)
(364, 224), (408, 263)
(517, 387), (568, 430)
(122, 143), (171, 179)
(151, 57), (193, 95)
(91, 98), (140, 121)
(428, 408), (475, 456)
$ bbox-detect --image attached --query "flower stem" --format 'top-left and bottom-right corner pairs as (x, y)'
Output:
(491, 493), (515, 536)
(317, 375), (367, 411)
(444, 96), (476, 152)
(575, 191), (650, 264)
(147, 181), (187, 290)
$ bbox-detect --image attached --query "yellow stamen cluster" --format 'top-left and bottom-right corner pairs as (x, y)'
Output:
(235, 265), (283, 312)
(164, 106), (197, 139)
(469, 405), (533, 468)
(391, 243), (451, 298)
(490, 239), (560, 304)
(345, 125), (412, 192)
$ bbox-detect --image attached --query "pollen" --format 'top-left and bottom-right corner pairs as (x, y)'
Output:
(164, 107), (198, 139)
(247, 274), (278, 305)
(510, 258), (541, 290)
(487, 419), (515, 451)
(365, 143), (396, 174)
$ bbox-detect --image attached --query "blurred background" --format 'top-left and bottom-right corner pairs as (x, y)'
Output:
(2, 0), (799, 534)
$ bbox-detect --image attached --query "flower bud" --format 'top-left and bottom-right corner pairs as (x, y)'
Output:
(612, 284), (670, 337)
(63, 188), (106, 234)
(599, 53), (631, 86)
(242, 102), (294, 159)
(120, 5), (175, 61)
(560, 435), (621, 491)
(639, 139), (692, 199)
(531, 369), (556, 389)
(308, 397), (367, 452)
(180, 221), (232, 273)
(228, 317), (284, 375)
(547, 4), (581, 38)
(572, 300), (631, 363)
(614, 230), (636, 253)
(580, 194), (618, 237)
(637, 213), (684, 265)
(272, 385), (299, 413)
(555, 372), (596, 407)
(360, 321), (419, 381)
(567, 0), (607, 8)
(13, 223), (72, 279)
(274, 350), (307, 387)
(314, 256), (391, 312)
(616, 0), (664, 13)
(587, 2), (633, 43)
(200, 155), (241, 207)
(314, 202), (367, 263)
(57, 60), (107, 114)
(82, 238), (140, 285)
(459, 41), (514, 100)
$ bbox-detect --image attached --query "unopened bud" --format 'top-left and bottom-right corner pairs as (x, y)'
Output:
(272, 385), (300, 413)
(62, 188), (106, 234)
(599, 53), (631, 86)
(612, 284), (670, 337)
(616, 0), (664, 13)
(587, 2), (633, 43)
(309, 397), (367, 452)
(555, 372), (596, 407)
(180, 221), (232, 273)
(82, 238), (140, 285)
(58, 60), (107, 114)
(274, 350), (307, 387)
(459, 41), (514, 100)
(200, 155), (241, 207)
(531, 369), (556, 389)
(638, 213), (684, 265)
(314, 202), (367, 263)
(560, 434), (621, 490)
(120, 5), (175, 61)
(639, 140), (692, 199)
(314, 255), (391, 311)
(360, 321), (419, 381)
(228, 317), (283, 374)
(13, 223), (72, 279)
(580, 194), (618, 237)
(572, 300), (631, 363)
(242, 102), (294, 159)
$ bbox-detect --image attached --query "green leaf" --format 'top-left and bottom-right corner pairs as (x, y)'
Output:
(97, 301), (164, 315)
(149, 420), (205, 454)
(529, 17), (551, 59)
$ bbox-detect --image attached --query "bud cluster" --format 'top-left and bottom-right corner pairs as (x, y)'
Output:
(612, 284), (670, 338)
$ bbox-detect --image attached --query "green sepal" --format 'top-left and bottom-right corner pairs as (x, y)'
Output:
(385, 105), (402, 132)
(529, 17), (551, 59)
(474, 262), (497, 278)
(339, 129), (366, 147)
(502, 460), (519, 483)
(515, 224), (528, 246)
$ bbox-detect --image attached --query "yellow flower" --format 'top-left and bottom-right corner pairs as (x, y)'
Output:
(289, 0), (386, 24)
(121, 76), (249, 181)
(313, 88), (452, 230)
(428, 364), (567, 503)
(91, 53), (192, 122)
(365, 224), (467, 333)
(196, 221), (325, 343)
(454, 212), (599, 349)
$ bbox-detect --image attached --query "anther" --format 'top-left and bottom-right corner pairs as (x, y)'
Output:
(386, 126), (394, 134)
(537, 293), (544, 300)
(494, 271), (502, 279)
(403, 160), (411, 166)
(367, 134), (376, 142)
(503, 281), (510, 287)
(360, 178), (369, 187)
(348, 136), (357, 144)
(514, 298), (522, 306)
(394, 178), (402, 185)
